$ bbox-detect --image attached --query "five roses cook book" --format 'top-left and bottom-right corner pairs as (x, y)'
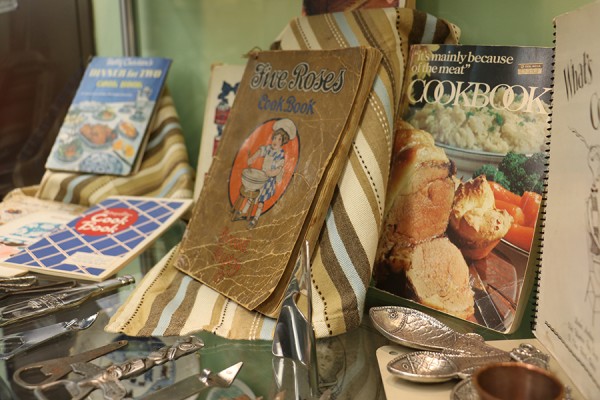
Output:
(175, 48), (381, 317)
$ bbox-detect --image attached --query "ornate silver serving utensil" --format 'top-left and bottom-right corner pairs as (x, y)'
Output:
(272, 241), (316, 368)
(272, 240), (323, 399)
(0, 275), (135, 327)
(370, 306), (549, 383)
(33, 336), (203, 400)
(139, 361), (243, 400)
(0, 313), (98, 360)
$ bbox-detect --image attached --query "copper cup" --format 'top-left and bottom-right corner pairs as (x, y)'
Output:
(472, 362), (565, 400)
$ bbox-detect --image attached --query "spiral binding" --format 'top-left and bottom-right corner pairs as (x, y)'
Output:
(531, 23), (556, 332)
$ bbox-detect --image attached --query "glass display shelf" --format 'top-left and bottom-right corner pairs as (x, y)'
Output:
(0, 221), (388, 400)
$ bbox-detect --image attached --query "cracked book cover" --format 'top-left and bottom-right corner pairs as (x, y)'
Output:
(175, 48), (382, 316)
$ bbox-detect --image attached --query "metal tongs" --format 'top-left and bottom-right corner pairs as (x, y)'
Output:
(369, 306), (549, 382)
(14, 340), (128, 390)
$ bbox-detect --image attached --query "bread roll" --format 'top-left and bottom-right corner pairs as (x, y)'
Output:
(448, 176), (513, 260)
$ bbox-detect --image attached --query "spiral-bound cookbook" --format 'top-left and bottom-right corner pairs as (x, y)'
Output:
(534, 2), (600, 398)
(373, 44), (552, 334)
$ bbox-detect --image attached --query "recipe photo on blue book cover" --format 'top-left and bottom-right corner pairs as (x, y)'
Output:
(45, 57), (171, 176)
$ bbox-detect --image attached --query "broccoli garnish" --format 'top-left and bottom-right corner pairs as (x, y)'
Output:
(496, 151), (545, 195)
(523, 175), (544, 194)
(523, 152), (547, 175)
(473, 164), (511, 190)
(498, 152), (528, 175)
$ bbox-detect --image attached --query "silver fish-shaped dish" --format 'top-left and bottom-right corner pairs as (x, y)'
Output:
(370, 306), (550, 383)
(369, 306), (504, 356)
(387, 350), (510, 382)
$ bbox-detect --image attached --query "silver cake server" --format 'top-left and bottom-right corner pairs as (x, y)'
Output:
(272, 240), (321, 399)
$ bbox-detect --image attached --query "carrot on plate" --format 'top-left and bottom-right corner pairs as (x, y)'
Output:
(495, 199), (526, 226)
(520, 191), (542, 227)
(504, 223), (534, 252)
(488, 181), (522, 206)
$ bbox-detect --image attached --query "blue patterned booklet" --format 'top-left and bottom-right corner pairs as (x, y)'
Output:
(46, 57), (171, 176)
(0, 196), (191, 281)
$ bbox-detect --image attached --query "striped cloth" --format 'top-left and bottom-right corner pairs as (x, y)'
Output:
(35, 92), (195, 206)
(106, 244), (277, 339)
(106, 7), (459, 340)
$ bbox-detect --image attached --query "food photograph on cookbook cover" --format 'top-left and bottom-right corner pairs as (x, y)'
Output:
(374, 44), (552, 333)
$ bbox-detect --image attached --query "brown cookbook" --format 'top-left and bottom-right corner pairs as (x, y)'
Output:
(175, 48), (381, 316)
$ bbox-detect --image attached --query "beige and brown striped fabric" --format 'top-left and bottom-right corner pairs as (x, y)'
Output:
(35, 92), (195, 206)
(106, 245), (277, 339)
(106, 7), (459, 340)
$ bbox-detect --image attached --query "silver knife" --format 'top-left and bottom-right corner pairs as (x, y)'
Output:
(138, 361), (243, 400)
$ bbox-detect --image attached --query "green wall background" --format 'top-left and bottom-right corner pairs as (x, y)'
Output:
(417, 0), (592, 47)
(93, 0), (594, 168)
(93, 0), (593, 167)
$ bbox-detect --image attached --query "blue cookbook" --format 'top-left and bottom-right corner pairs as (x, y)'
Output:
(46, 57), (171, 176)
